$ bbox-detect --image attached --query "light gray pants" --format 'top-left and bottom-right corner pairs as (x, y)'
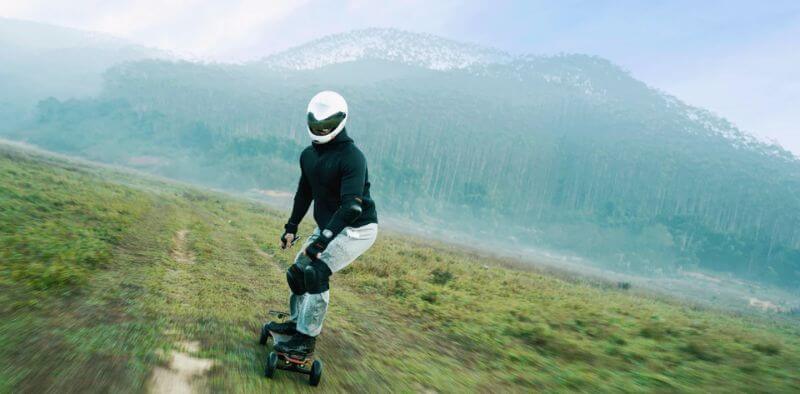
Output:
(290, 223), (378, 336)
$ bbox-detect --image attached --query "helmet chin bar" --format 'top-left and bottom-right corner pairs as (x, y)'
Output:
(308, 124), (344, 144)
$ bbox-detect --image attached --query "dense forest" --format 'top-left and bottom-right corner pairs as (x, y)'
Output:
(2, 23), (799, 290)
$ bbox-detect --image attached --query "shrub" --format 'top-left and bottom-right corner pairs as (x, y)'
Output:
(421, 291), (439, 304)
(753, 341), (781, 356)
(429, 268), (454, 285)
(682, 340), (721, 362)
(390, 279), (413, 298)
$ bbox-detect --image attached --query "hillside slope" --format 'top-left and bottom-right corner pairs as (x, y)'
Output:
(1, 143), (798, 392)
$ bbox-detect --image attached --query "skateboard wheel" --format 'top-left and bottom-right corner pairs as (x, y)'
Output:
(309, 359), (322, 386)
(259, 323), (270, 345)
(265, 352), (278, 378)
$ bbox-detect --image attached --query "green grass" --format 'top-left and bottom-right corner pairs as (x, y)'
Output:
(1, 143), (799, 393)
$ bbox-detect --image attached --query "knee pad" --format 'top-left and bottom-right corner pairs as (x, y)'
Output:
(286, 263), (306, 295)
(303, 260), (332, 294)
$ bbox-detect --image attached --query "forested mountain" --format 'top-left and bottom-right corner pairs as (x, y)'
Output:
(3, 28), (799, 289)
(0, 18), (167, 131)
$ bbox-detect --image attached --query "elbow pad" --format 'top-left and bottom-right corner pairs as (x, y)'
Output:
(317, 197), (364, 247)
(341, 197), (363, 223)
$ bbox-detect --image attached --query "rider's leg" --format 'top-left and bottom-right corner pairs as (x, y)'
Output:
(275, 224), (378, 354)
(287, 252), (311, 322)
(295, 223), (378, 336)
(266, 258), (309, 335)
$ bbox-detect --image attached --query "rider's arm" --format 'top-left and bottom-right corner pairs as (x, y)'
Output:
(305, 150), (366, 257)
(285, 162), (312, 235)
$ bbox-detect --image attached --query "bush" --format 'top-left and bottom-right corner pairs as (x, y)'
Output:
(429, 268), (454, 285)
(421, 291), (439, 304)
(753, 342), (781, 356)
(682, 340), (721, 362)
(390, 279), (413, 298)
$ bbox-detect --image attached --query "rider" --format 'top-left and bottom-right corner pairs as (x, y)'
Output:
(269, 91), (378, 356)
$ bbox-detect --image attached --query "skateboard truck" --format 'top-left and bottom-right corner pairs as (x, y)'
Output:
(265, 350), (322, 386)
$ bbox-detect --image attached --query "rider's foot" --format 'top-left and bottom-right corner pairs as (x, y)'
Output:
(266, 320), (297, 335)
(274, 332), (316, 356)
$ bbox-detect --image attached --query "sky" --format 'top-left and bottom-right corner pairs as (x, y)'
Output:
(1, 0), (798, 154)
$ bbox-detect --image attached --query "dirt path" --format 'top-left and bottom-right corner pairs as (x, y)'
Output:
(147, 230), (214, 394)
(149, 341), (214, 394)
(171, 229), (194, 264)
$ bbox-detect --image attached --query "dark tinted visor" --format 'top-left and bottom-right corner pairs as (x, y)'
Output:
(308, 111), (346, 136)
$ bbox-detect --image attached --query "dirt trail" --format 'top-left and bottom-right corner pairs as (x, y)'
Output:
(148, 230), (214, 393)
(149, 341), (214, 394)
(171, 229), (194, 264)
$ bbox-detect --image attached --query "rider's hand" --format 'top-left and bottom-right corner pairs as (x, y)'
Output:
(280, 232), (295, 249)
(304, 241), (324, 260)
(303, 230), (333, 260)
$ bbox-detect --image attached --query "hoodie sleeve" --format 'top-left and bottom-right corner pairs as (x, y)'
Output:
(319, 148), (366, 238)
(285, 156), (313, 234)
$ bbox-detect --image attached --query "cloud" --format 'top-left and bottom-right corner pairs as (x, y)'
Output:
(0, 0), (309, 59)
(0, 0), (475, 59)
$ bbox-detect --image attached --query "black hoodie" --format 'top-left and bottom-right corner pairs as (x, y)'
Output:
(285, 129), (378, 236)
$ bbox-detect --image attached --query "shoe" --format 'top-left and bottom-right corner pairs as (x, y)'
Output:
(274, 332), (316, 356)
(266, 321), (297, 335)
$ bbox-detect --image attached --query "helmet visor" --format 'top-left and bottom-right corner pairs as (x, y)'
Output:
(308, 111), (346, 136)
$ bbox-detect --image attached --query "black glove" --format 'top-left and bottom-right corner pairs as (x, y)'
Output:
(281, 222), (299, 249)
(280, 232), (297, 249)
(304, 230), (334, 260)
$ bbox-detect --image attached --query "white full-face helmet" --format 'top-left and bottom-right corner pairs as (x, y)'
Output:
(306, 91), (348, 144)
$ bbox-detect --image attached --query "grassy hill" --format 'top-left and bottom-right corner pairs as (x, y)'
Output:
(1, 143), (799, 393)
